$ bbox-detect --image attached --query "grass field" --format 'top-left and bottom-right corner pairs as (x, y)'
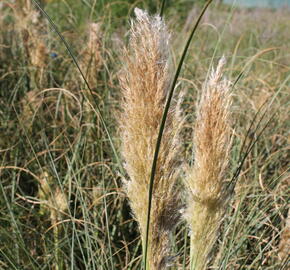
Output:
(0, 0), (289, 269)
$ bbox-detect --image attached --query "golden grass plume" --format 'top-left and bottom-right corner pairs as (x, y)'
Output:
(278, 175), (290, 262)
(119, 8), (183, 270)
(9, 0), (48, 86)
(184, 57), (232, 270)
(80, 22), (103, 88)
(38, 171), (68, 270)
(38, 171), (68, 222)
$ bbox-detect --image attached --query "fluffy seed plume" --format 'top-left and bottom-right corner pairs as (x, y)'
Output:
(278, 199), (290, 261)
(80, 22), (102, 88)
(278, 176), (290, 262)
(10, 0), (48, 86)
(184, 57), (232, 270)
(119, 8), (182, 270)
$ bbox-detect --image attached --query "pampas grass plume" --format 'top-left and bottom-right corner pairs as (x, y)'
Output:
(184, 57), (232, 270)
(119, 8), (182, 270)
(80, 22), (102, 88)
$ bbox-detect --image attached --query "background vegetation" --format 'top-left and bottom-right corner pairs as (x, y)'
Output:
(0, 0), (289, 269)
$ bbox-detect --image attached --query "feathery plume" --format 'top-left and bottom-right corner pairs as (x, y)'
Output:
(80, 22), (102, 88)
(278, 175), (290, 262)
(184, 57), (232, 270)
(38, 171), (67, 270)
(119, 8), (182, 269)
(10, 0), (48, 87)
(278, 207), (290, 261)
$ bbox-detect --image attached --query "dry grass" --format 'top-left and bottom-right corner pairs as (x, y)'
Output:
(278, 176), (290, 262)
(80, 22), (103, 89)
(0, 2), (289, 269)
(184, 57), (232, 270)
(119, 8), (183, 270)
(38, 170), (68, 270)
(9, 0), (48, 86)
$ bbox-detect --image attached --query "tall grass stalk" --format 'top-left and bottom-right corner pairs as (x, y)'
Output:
(80, 22), (102, 88)
(38, 171), (68, 270)
(10, 0), (48, 88)
(184, 57), (232, 270)
(119, 8), (182, 269)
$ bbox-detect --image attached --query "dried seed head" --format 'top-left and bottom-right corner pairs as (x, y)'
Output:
(38, 171), (52, 201)
(54, 187), (68, 213)
(119, 8), (182, 270)
(278, 176), (290, 261)
(49, 187), (68, 225)
(184, 57), (232, 269)
(30, 40), (48, 68)
(80, 22), (103, 87)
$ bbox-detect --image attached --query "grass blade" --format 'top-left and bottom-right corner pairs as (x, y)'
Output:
(143, 0), (214, 269)
(30, 0), (123, 175)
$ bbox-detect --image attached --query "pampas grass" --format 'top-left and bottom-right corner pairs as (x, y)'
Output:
(1, 1), (289, 269)
(38, 171), (68, 270)
(9, 0), (48, 87)
(278, 202), (290, 262)
(80, 22), (103, 89)
(184, 57), (232, 270)
(119, 8), (182, 270)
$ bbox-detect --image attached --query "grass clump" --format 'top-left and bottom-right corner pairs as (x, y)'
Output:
(0, 1), (289, 269)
